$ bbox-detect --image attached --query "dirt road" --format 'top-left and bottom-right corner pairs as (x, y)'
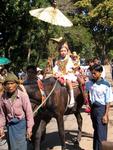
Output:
(42, 104), (113, 150)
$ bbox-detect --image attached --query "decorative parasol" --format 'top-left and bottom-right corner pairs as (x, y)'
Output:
(29, 0), (73, 27)
(0, 57), (11, 65)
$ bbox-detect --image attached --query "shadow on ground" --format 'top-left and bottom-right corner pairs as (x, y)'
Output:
(40, 130), (93, 150)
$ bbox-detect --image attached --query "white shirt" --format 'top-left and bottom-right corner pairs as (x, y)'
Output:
(53, 55), (77, 81)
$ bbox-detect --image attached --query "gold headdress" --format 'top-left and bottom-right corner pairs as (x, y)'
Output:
(71, 51), (80, 60)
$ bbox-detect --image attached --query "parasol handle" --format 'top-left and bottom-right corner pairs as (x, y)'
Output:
(51, 0), (57, 8)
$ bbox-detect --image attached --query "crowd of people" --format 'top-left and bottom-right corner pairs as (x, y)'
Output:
(0, 38), (113, 150)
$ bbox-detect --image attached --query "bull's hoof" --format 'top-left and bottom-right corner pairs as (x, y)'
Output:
(74, 140), (79, 148)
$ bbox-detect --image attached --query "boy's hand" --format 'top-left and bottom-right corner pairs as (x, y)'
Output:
(54, 73), (61, 78)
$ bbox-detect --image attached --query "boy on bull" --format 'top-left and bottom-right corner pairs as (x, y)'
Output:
(53, 39), (77, 108)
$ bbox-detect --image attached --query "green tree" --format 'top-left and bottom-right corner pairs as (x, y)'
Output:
(0, 0), (51, 70)
(0, 0), (72, 71)
(2, 0), (111, 70)
(73, 0), (113, 63)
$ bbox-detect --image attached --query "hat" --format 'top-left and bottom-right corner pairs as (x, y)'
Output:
(4, 73), (19, 83)
(72, 51), (80, 59)
(57, 41), (70, 51)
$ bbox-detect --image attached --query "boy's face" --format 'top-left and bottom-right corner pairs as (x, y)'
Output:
(59, 47), (68, 58)
(91, 70), (101, 80)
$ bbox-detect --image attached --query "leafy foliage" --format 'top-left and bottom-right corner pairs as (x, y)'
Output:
(0, 0), (113, 72)
(73, 0), (113, 63)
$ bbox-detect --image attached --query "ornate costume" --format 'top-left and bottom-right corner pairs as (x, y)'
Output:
(53, 55), (77, 81)
(71, 51), (80, 73)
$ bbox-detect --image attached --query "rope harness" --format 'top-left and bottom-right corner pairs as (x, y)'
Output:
(34, 78), (81, 116)
(33, 79), (58, 116)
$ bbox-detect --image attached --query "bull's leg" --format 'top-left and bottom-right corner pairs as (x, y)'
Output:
(34, 120), (47, 150)
(56, 115), (66, 150)
(74, 111), (83, 142)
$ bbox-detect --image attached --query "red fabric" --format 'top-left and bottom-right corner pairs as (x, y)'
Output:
(58, 77), (66, 85)
(85, 107), (91, 113)
(37, 79), (44, 90)
(82, 84), (86, 91)
(37, 79), (46, 105)
(84, 98), (89, 104)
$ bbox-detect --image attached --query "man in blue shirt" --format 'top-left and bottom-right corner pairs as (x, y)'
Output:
(86, 64), (113, 150)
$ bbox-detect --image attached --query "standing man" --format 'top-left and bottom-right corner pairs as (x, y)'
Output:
(0, 73), (34, 150)
(86, 64), (113, 150)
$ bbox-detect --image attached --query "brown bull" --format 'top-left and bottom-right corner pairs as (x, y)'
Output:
(24, 77), (84, 150)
